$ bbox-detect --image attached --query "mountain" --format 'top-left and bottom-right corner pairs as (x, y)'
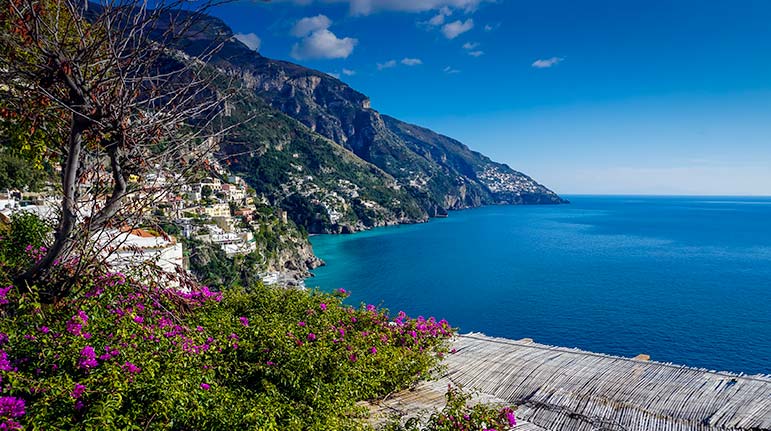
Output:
(173, 14), (566, 235)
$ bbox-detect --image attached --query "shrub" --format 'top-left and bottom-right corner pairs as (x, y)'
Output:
(0, 267), (452, 430)
(0, 212), (51, 278)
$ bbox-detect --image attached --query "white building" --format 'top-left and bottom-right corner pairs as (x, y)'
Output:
(102, 228), (184, 274)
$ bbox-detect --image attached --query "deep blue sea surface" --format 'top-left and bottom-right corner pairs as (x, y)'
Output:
(308, 196), (771, 375)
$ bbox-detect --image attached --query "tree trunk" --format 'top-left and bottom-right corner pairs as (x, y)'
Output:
(13, 115), (88, 301)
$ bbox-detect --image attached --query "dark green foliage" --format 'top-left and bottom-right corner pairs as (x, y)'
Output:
(185, 237), (239, 288)
(0, 152), (50, 191)
(0, 212), (51, 278)
(215, 85), (427, 233)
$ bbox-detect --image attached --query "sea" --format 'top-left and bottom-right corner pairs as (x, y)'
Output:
(308, 195), (771, 375)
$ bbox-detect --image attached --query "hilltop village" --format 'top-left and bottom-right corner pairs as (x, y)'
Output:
(0, 158), (305, 287)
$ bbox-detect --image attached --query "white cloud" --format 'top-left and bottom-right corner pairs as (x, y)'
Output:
(275, 0), (490, 15)
(401, 57), (423, 66)
(484, 23), (499, 32)
(462, 42), (483, 56)
(531, 57), (564, 68)
(346, 0), (484, 15)
(443, 66), (460, 74)
(234, 33), (261, 51)
(426, 6), (452, 26)
(328, 72), (341, 79)
(291, 14), (332, 37)
(290, 15), (358, 60)
(441, 19), (473, 39)
(342, 68), (356, 75)
(377, 60), (397, 70)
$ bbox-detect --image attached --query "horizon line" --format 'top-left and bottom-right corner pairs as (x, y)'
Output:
(559, 193), (771, 198)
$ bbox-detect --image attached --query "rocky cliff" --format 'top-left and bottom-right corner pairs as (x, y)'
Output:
(174, 16), (567, 230)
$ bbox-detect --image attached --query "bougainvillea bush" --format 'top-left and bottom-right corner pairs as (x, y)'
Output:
(0, 263), (453, 430)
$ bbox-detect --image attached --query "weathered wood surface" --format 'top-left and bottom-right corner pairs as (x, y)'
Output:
(368, 378), (549, 430)
(371, 333), (771, 431)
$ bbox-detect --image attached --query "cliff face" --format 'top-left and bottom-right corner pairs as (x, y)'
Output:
(110, 8), (569, 284)
(179, 17), (566, 223)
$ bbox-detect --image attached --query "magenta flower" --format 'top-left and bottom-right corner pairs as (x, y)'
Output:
(336, 288), (348, 295)
(499, 407), (517, 426)
(0, 397), (25, 418)
(297, 321), (306, 327)
(0, 351), (12, 372)
(319, 303), (327, 311)
(0, 286), (12, 306)
(239, 317), (249, 327)
(507, 411), (517, 426)
(370, 347), (377, 355)
(366, 304), (376, 312)
(122, 362), (141, 374)
(66, 310), (89, 336)
(0, 419), (22, 430)
(307, 333), (317, 341)
(70, 384), (86, 399)
(200, 383), (210, 390)
(133, 316), (144, 324)
(78, 346), (99, 370)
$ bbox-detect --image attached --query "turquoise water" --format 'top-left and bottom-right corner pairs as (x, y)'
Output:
(308, 196), (771, 375)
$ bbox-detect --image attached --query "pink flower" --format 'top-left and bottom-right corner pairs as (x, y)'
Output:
(133, 316), (144, 324)
(297, 321), (306, 327)
(336, 288), (348, 295)
(369, 347), (377, 355)
(70, 384), (86, 399)
(366, 304), (376, 312)
(0, 286), (12, 306)
(122, 362), (141, 374)
(0, 351), (12, 372)
(319, 303), (327, 311)
(66, 311), (89, 337)
(239, 317), (249, 327)
(307, 333), (317, 341)
(0, 397), (25, 418)
(78, 346), (98, 370)
(200, 383), (210, 390)
(502, 408), (517, 426)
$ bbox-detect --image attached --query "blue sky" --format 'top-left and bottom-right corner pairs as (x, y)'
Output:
(211, 0), (771, 195)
